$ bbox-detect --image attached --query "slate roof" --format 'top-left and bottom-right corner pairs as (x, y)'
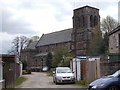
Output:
(109, 25), (120, 36)
(36, 28), (73, 47)
(34, 52), (54, 57)
(27, 41), (38, 50)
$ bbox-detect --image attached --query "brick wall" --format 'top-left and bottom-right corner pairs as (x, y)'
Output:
(109, 30), (120, 53)
(100, 56), (120, 77)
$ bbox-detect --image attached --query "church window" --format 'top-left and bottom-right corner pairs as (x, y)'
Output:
(94, 16), (98, 26)
(90, 15), (94, 27)
(81, 15), (85, 27)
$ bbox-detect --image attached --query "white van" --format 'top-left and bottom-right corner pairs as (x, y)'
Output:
(53, 67), (75, 84)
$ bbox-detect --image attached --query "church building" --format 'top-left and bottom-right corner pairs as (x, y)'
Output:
(21, 5), (100, 71)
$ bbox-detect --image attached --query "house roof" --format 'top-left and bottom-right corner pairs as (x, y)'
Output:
(0, 54), (15, 58)
(36, 28), (73, 47)
(109, 25), (120, 36)
(26, 41), (38, 50)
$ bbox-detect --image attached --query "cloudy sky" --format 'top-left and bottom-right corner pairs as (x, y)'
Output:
(0, 0), (120, 54)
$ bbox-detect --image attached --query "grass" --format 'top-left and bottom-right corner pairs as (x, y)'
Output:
(14, 76), (27, 86)
(46, 71), (53, 77)
(74, 80), (89, 86)
(7, 76), (27, 89)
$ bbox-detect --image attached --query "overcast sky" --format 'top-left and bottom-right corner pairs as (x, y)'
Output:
(0, 0), (120, 54)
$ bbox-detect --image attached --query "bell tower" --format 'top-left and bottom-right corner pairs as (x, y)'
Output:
(72, 6), (100, 55)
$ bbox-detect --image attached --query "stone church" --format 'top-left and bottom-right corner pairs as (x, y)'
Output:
(21, 5), (100, 71)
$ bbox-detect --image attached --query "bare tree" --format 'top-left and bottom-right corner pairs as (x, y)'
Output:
(101, 16), (119, 33)
(101, 16), (119, 53)
(8, 36), (30, 60)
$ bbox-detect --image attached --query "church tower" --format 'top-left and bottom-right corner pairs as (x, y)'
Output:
(72, 6), (100, 55)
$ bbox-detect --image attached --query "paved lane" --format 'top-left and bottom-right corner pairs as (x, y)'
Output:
(16, 72), (85, 88)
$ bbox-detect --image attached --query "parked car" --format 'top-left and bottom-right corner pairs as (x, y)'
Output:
(87, 69), (120, 90)
(53, 67), (75, 84)
(42, 66), (48, 72)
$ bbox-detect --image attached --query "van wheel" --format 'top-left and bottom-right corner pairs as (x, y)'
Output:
(108, 86), (119, 90)
(53, 78), (55, 83)
(55, 78), (58, 85)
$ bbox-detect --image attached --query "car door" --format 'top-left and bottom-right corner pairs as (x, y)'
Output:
(118, 74), (120, 87)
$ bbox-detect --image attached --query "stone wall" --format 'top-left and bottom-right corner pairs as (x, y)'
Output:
(21, 49), (38, 69)
(37, 42), (71, 53)
(100, 56), (120, 77)
(109, 30), (120, 53)
(80, 56), (120, 82)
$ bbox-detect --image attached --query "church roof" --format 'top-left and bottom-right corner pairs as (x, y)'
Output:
(74, 5), (99, 11)
(34, 52), (54, 57)
(26, 41), (38, 50)
(36, 28), (73, 47)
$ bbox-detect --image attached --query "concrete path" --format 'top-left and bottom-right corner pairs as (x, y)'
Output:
(16, 72), (86, 88)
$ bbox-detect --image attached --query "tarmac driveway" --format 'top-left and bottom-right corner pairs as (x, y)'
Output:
(16, 72), (86, 88)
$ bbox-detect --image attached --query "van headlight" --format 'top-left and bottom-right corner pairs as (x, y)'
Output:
(92, 84), (105, 89)
(71, 76), (75, 79)
(56, 76), (62, 79)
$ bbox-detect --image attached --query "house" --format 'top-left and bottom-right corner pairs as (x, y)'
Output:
(21, 5), (100, 71)
(109, 25), (120, 53)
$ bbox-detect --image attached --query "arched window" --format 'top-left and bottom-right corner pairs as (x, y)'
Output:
(90, 15), (94, 27)
(94, 16), (98, 26)
(81, 15), (85, 27)
(75, 16), (80, 28)
(78, 17), (81, 28)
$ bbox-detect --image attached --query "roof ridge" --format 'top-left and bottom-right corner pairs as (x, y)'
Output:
(109, 25), (120, 35)
(44, 28), (72, 35)
(74, 5), (99, 11)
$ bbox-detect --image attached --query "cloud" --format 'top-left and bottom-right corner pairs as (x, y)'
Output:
(100, 5), (118, 20)
(2, 7), (36, 35)
(0, 32), (14, 54)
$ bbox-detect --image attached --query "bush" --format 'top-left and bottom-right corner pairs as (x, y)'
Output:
(22, 70), (28, 74)
(22, 69), (31, 74)
(27, 69), (31, 74)
(47, 71), (53, 76)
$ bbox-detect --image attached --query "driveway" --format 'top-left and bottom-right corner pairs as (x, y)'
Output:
(16, 72), (86, 88)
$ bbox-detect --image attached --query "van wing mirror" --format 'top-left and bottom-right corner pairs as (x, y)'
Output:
(53, 71), (55, 74)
